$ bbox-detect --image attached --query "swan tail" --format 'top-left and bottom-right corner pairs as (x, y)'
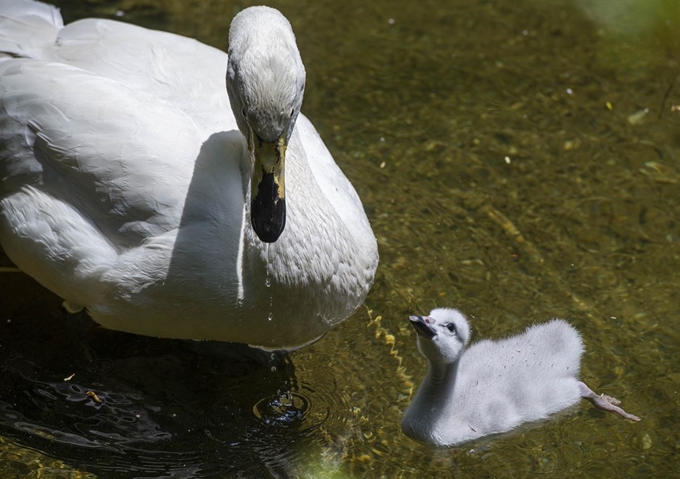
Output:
(0, 0), (62, 61)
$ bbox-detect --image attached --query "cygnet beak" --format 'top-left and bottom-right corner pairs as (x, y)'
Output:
(409, 315), (437, 340)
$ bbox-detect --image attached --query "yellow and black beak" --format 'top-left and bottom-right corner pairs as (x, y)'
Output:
(250, 129), (287, 243)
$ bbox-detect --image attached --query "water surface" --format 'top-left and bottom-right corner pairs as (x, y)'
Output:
(1, 0), (678, 477)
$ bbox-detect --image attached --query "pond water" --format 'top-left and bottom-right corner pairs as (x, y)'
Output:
(1, 0), (678, 477)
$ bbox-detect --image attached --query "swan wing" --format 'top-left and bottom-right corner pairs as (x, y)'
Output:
(0, 59), (205, 247)
(51, 18), (234, 134)
(0, 0), (62, 60)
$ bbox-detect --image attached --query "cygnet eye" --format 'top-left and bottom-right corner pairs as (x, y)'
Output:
(445, 323), (456, 333)
(241, 107), (247, 119)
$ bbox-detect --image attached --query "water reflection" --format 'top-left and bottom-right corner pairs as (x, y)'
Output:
(0, 304), (319, 476)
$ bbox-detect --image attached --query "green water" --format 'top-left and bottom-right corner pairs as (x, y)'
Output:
(1, 0), (678, 477)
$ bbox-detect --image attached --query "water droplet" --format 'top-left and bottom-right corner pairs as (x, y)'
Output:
(264, 243), (270, 287)
(270, 366), (277, 372)
(252, 391), (309, 425)
(268, 312), (273, 321)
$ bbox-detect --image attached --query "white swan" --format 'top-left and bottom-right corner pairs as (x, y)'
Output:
(0, 1), (378, 349)
(402, 308), (640, 446)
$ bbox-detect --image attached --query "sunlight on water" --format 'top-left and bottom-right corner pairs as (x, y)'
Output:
(1, 0), (679, 477)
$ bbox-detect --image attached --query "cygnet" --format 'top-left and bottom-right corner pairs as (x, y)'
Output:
(402, 308), (640, 446)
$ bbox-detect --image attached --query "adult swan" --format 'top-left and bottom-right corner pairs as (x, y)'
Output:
(0, 1), (378, 349)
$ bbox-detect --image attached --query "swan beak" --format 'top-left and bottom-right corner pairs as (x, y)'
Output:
(250, 131), (287, 243)
(409, 315), (436, 339)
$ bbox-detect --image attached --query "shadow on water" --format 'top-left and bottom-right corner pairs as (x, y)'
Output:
(0, 279), (324, 478)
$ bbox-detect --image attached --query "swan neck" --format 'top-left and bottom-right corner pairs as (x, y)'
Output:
(239, 127), (339, 282)
(402, 358), (460, 442)
(424, 361), (459, 399)
(237, 134), (252, 195)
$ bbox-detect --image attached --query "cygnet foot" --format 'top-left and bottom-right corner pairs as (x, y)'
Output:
(578, 381), (641, 422)
(600, 394), (621, 406)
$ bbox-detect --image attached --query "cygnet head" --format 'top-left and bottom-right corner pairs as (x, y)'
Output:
(409, 308), (470, 364)
(226, 6), (306, 243)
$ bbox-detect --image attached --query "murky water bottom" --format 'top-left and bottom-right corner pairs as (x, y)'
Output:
(0, 285), (330, 477)
(0, 273), (671, 478)
(0, 279), (406, 478)
(2, 0), (680, 477)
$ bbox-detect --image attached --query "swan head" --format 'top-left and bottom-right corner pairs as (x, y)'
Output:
(226, 6), (306, 243)
(409, 308), (470, 364)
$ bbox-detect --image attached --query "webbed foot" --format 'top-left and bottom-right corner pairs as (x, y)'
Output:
(578, 381), (641, 422)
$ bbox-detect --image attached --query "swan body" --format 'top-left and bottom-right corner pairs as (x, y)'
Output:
(402, 308), (640, 446)
(0, 1), (378, 349)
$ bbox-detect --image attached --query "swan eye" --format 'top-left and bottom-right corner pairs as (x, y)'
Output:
(445, 323), (456, 333)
